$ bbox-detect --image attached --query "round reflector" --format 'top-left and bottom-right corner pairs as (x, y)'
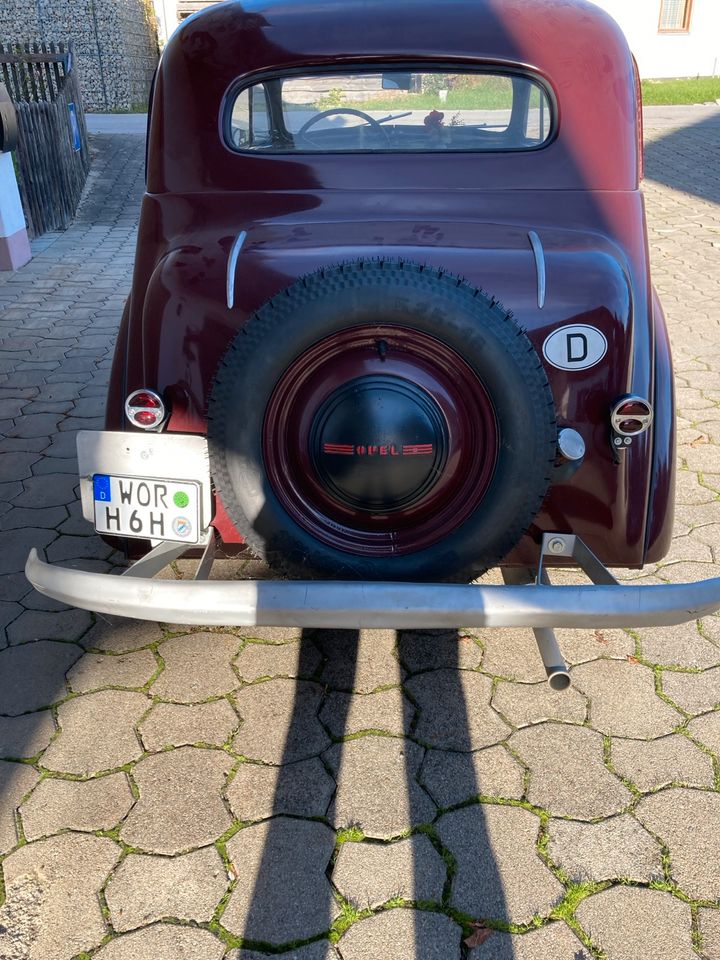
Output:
(125, 389), (166, 430)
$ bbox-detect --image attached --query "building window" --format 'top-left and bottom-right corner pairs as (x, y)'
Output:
(658, 0), (693, 33)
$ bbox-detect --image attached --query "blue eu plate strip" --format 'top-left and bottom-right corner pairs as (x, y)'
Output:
(93, 474), (112, 502)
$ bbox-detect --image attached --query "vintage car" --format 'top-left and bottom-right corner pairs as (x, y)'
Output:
(26, 0), (720, 687)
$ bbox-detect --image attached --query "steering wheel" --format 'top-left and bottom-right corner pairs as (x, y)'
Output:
(295, 107), (387, 146)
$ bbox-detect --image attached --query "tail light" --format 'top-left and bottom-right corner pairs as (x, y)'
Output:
(611, 396), (653, 438)
(125, 389), (166, 430)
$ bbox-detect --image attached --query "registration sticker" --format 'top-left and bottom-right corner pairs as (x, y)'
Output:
(93, 474), (201, 543)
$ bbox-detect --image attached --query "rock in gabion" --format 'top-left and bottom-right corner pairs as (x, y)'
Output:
(0, 0), (159, 111)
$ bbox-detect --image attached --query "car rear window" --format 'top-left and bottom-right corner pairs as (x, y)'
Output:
(227, 69), (553, 154)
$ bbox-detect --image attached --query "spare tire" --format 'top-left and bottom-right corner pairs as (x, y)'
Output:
(208, 260), (557, 581)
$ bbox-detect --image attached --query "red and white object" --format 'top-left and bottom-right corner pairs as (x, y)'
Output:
(0, 152), (31, 272)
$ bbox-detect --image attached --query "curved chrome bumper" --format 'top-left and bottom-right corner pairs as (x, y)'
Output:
(25, 549), (720, 630)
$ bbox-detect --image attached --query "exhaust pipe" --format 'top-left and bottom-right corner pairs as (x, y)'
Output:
(502, 568), (571, 690)
(533, 627), (571, 691)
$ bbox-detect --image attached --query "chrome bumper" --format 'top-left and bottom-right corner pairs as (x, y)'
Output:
(25, 548), (720, 630)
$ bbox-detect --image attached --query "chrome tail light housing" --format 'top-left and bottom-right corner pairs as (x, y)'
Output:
(610, 396), (653, 446)
(125, 389), (166, 430)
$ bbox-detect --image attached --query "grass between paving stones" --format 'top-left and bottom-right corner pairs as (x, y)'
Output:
(602, 735), (642, 801)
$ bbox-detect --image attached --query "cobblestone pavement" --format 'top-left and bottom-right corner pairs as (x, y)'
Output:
(0, 107), (720, 959)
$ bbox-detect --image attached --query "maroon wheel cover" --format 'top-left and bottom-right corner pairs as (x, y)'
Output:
(262, 324), (498, 556)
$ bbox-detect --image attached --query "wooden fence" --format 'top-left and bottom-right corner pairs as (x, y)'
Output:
(0, 41), (90, 237)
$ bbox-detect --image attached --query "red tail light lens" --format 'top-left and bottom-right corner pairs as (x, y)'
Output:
(125, 389), (166, 430)
(611, 396), (653, 437)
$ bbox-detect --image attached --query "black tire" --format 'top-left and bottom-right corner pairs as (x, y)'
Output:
(208, 260), (557, 581)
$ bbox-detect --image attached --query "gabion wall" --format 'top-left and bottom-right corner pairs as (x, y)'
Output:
(0, 0), (159, 111)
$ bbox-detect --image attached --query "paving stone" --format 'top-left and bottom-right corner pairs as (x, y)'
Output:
(13, 473), (79, 508)
(7, 413), (61, 439)
(0, 450), (41, 481)
(479, 628), (548, 682)
(438, 804), (563, 924)
(0, 526), (57, 575)
(235, 638), (322, 680)
(547, 814), (663, 883)
(554, 627), (635, 665)
(42, 689), (149, 774)
(635, 787), (720, 900)
(511, 723), (633, 819)
(468, 922), (591, 959)
(575, 887), (695, 960)
(326, 735), (436, 838)
(571, 659), (681, 737)
(42, 431), (79, 458)
(406, 670), (511, 750)
(0, 711), (56, 758)
(152, 632), (241, 701)
(20, 771), (134, 840)
(105, 846), (228, 931)
(699, 909), (720, 960)
(419, 744), (525, 807)
(663, 666), (720, 714)
(320, 687), (412, 737)
(0, 505), (67, 530)
(333, 835), (445, 908)
(687, 710), (720, 755)
(0, 599), (21, 640)
(33, 454), (79, 476)
(66, 649), (157, 692)
(80, 616), (164, 652)
(120, 747), (233, 854)
(0, 640), (81, 714)
(139, 698), (239, 750)
(93, 924), (225, 960)
(46, 533), (114, 562)
(636, 620), (720, 668)
(229, 945), (340, 960)
(224, 817), (338, 944)
(237, 624), (303, 643)
(337, 909), (462, 960)
(227, 756), (335, 821)
(314, 628), (402, 692)
(233, 678), (330, 763)
(611, 733), (715, 790)
(0, 761), (40, 853)
(660, 560), (720, 584)
(0, 832), (121, 960)
(397, 629), (483, 672)
(6, 607), (92, 645)
(492, 679), (587, 728)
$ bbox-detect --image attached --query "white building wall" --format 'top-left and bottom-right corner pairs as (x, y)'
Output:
(591, 0), (720, 79)
(153, 0), (180, 45)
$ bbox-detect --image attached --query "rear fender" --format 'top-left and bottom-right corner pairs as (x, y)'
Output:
(644, 288), (676, 564)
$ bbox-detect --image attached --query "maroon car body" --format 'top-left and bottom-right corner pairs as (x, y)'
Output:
(106, 0), (674, 571)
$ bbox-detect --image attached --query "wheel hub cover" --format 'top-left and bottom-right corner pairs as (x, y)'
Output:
(262, 324), (498, 557)
(310, 375), (449, 512)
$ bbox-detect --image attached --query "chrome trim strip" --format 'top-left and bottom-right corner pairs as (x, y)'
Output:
(226, 230), (247, 309)
(26, 550), (720, 630)
(528, 230), (546, 309)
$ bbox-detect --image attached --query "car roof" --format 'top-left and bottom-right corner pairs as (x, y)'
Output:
(148, 0), (640, 193)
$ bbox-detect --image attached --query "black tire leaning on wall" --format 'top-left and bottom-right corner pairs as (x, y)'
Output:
(208, 259), (557, 582)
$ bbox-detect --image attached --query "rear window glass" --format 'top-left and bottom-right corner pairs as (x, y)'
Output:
(227, 69), (553, 154)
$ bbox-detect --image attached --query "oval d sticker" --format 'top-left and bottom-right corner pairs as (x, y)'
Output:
(542, 325), (608, 371)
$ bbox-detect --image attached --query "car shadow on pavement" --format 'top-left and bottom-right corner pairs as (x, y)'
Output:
(644, 111), (720, 206)
(237, 626), (509, 958)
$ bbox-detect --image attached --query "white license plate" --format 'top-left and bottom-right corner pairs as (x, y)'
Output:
(93, 474), (202, 544)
